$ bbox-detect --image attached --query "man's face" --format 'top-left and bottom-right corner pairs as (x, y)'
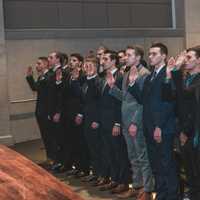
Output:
(48, 52), (59, 66)
(97, 49), (105, 59)
(118, 52), (126, 66)
(36, 59), (47, 72)
(85, 61), (97, 76)
(185, 51), (200, 70)
(102, 53), (114, 70)
(70, 56), (81, 69)
(148, 47), (166, 66)
(125, 49), (138, 67)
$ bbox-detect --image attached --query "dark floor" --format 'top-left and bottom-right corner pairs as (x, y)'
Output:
(11, 139), (134, 200)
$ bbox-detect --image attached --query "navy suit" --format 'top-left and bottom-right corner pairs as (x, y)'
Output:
(47, 66), (65, 164)
(26, 72), (53, 159)
(71, 75), (104, 177)
(63, 71), (90, 173)
(128, 66), (179, 200)
(162, 70), (200, 200)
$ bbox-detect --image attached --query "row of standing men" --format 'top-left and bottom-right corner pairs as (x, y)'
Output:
(26, 43), (200, 200)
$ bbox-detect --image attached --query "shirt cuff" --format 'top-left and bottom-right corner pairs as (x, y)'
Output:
(77, 114), (83, 118)
(114, 123), (121, 127)
(87, 74), (97, 80)
(129, 81), (135, 87)
(56, 80), (62, 85)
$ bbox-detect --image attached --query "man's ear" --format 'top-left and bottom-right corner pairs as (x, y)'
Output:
(162, 54), (167, 62)
(197, 57), (200, 65)
(136, 55), (141, 62)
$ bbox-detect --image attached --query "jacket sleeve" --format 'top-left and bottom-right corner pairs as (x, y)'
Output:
(152, 101), (175, 130)
(109, 85), (123, 101)
(129, 76), (146, 126)
(130, 105), (143, 127)
(26, 75), (38, 91)
(128, 80), (143, 105)
(113, 75), (122, 125)
(161, 79), (176, 102)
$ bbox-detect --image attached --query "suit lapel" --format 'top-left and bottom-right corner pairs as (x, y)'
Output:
(101, 78), (107, 95)
(123, 72), (129, 90)
(145, 66), (166, 96)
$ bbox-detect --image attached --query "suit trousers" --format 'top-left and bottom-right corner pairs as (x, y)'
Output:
(181, 139), (200, 200)
(100, 126), (130, 184)
(36, 114), (53, 160)
(144, 127), (179, 200)
(62, 116), (90, 173)
(122, 127), (154, 192)
(83, 123), (103, 176)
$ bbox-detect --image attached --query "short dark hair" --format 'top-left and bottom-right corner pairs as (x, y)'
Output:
(187, 45), (200, 58)
(53, 51), (63, 64)
(70, 53), (84, 62)
(60, 53), (68, 66)
(104, 50), (119, 65)
(97, 45), (108, 52)
(150, 42), (168, 56)
(126, 45), (144, 60)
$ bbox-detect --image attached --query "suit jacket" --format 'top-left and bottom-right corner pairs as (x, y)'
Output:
(162, 70), (200, 138)
(99, 69), (123, 130)
(128, 66), (176, 135)
(109, 65), (150, 129)
(26, 72), (50, 117)
(47, 66), (64, 119)
(62, 70), (85, 120)
(71, 75), (100, 126)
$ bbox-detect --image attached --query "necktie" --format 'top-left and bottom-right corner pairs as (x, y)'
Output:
(151, 71), (157, 81)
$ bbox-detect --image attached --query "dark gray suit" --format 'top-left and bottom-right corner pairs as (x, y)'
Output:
(109, 66), (154, 192)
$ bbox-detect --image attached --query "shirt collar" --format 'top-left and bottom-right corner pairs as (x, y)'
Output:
(154, 64), (165, 75)
(62, 65), (68, 70)
(110, 68), (118, 75)
(43, 69), (48, 75)
(87, 74), (97, 80)
(53, 64), (61, 72)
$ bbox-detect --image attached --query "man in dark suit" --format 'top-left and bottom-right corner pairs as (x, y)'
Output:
(70, 56), (104, 182)
(163, 46), (200, 200)
(26, 57), (54, 164)
(128, 43), (179, 200)
(47, 51), (65, 171)
(63, 53), (90, 177)
(97, 50), (130, 192)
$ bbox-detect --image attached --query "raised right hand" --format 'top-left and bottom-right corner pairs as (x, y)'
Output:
(128, 123), (137, 137)
(106, 71), (115, 88)
(166, 57), (176, 79)
(27, 66), (33, 76)
(175, 51), (187, 69)
(71, 67), (80, 80)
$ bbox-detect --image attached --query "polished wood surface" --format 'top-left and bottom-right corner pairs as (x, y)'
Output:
(0, 145), (84, 200)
